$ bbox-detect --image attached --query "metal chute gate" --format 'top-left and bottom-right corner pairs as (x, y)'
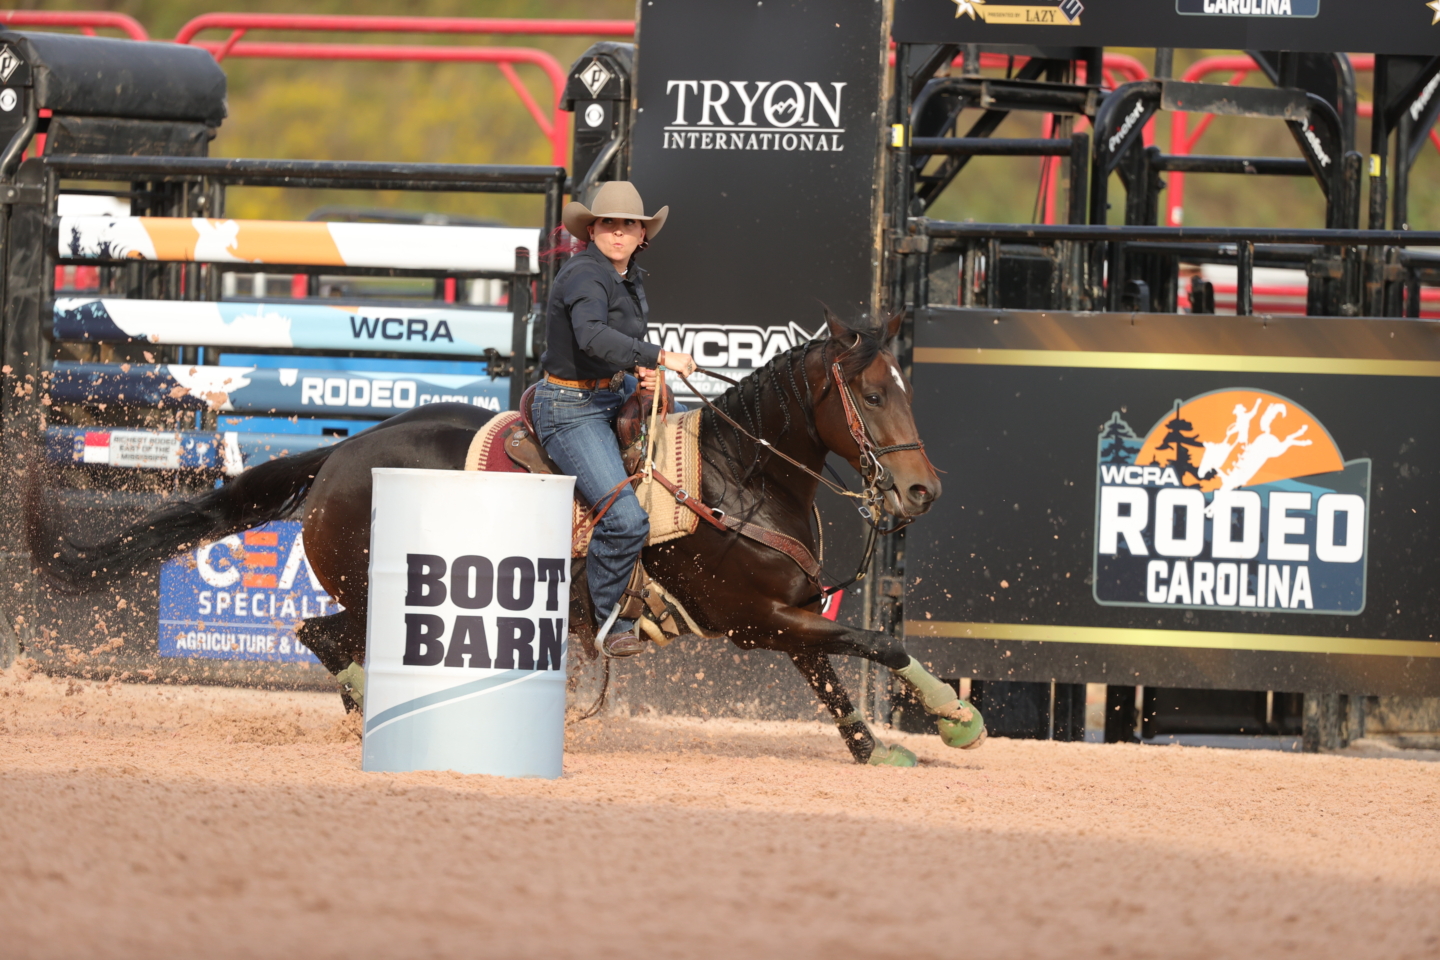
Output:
(0, 30), (561, 685)
(885, 0), (1440, 748)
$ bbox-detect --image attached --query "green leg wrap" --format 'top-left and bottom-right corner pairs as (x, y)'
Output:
(891, 656), (986, 749)
(892, 656), (964, 714)
(868, 741), (919, 767)
(937, 711), (987, 749)
(834, 711), (917, 766)
(336, 662), (366, 711)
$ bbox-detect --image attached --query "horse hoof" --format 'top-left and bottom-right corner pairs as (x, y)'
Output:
(336, 662), (366, 711)
(867, 742), (918, 767)
(937, 703), (985, 749)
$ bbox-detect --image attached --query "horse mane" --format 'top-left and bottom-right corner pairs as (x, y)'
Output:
(699, 313), (885, 491)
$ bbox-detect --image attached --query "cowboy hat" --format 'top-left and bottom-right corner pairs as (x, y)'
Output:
(562, 181), (668, 240)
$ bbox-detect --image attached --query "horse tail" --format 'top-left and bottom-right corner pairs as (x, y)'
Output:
(28, 443), (339, 590)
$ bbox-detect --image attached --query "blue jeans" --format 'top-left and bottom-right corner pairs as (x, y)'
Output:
(531, 380), (649, 626)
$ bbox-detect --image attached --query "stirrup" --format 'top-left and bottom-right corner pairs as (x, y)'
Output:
(600, 631), (647, 658)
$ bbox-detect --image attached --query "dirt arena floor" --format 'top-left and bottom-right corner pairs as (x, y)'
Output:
(1, 664), (1437, 959)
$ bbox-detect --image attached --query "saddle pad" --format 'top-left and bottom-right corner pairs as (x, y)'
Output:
(462, 409), (703, 555)
(464, 411), (523, 474)
(635, 409), (703, 546)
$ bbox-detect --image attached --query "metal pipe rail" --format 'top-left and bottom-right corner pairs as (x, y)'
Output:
(1150, 155), (1314, 176)
(0, 10), (150, 40)
(907, 218), (1440, 317)
(912, 220), (1440, 247)
(909, 137), (1077, 156)
(172, 14), (635, 45)
(43, 155), (566, 194)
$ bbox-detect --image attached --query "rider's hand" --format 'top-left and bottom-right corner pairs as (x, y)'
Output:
(659, 350), (697, 376)
(637, 366), (659, 391)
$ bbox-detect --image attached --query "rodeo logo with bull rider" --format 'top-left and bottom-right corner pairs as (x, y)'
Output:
(1092, 389), (1370, 615)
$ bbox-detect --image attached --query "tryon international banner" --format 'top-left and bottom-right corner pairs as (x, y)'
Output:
(659, 79), (852, 153)
(630, 0), (888, 378)
(1093, 390), (1369, 615)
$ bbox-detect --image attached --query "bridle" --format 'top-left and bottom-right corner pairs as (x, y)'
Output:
(669, 347), (932, 603)
(674, 356), (926, 531)
(827, 361), (926, 524)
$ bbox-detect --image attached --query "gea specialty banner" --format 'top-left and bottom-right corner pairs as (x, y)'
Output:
(158, 521), (329, 664)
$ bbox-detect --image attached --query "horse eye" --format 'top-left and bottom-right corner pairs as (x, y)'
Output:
(864, 393), (882, 406)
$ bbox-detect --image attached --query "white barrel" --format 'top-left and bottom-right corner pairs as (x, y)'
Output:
(361, 468), (575, 778)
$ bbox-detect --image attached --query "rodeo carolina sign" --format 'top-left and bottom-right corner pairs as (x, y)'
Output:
(1094, 390), (1369, 615)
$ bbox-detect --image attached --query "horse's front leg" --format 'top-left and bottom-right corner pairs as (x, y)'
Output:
(762, 607), (987, 752)
(789, 650), (918, 766)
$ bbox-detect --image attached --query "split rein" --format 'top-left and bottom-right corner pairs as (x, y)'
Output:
(574, 355), (927, 607)
(673, 360), (923, 532)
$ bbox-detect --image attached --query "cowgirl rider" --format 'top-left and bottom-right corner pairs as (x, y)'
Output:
(533, 181), (697, 658)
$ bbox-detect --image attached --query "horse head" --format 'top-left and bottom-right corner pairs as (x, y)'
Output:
(812, 310), (941, 518)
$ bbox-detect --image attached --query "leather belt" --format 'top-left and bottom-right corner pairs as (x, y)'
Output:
(545, 374), (607, 390)
(545, 373), (622, 391)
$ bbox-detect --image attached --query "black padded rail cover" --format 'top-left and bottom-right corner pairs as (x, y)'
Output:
(1, 31), (226, 123)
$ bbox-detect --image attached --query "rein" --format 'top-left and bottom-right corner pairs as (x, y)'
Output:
(670, 356), (925, 603)
(675, 362), (923, 531)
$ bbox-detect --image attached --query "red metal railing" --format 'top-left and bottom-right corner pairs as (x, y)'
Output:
(186, 41), (570, 166)
(0, 10), (150, 40)
(171, 15), (635, 169)
(172, 14), (634, 45)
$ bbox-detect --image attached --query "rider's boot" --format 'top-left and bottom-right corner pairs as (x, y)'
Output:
(600, 618), (647, 658)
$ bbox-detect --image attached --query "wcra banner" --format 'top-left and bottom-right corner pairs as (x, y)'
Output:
(1093, 390), (1369, 615)
(904, 309), (1440, 695)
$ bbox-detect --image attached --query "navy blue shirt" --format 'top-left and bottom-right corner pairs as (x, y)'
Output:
(540, 242), (662, 380)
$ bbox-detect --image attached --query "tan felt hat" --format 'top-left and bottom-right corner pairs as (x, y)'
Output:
(562, 181), (668, 240)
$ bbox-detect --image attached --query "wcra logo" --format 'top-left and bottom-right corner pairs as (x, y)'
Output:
(648, 321), (820, 396)
(1093, 389), (1370, 615)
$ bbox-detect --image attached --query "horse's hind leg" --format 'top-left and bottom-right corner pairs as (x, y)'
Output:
(789, 651), (917, 767)
(297, 610), (366, 713)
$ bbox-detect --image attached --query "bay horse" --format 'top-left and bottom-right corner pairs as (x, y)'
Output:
(30, 310), (985, 765)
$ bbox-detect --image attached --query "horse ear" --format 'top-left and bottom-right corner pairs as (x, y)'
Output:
(884, 310), (905, 344)
(822, 307), (850, 341)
